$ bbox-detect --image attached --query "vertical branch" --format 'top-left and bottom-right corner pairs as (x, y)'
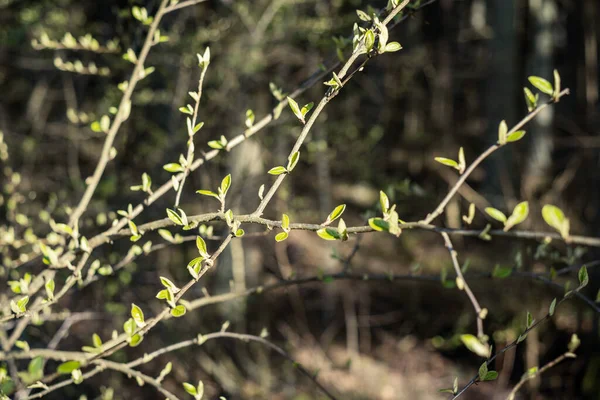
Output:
(441, 232), (485, 339)
(68, 0), (170, 228)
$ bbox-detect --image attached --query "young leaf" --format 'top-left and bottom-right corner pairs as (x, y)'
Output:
(380, 191), (390, 214)
(434, 157), (459, 170)
(523, 87), (538, 112)
(131, 303), (145, 327)
(196, 236), (208, 257)
(268, 166), (288, 175)
(578, 265), (589, 288)
(287, 151), (300, 172)
(220, 174), (232, 197)
(478, 362), (488, 382)
(498, 120), (508, 145)
(384, 42), (402, 52)
(300, 102), (314, 118)
(369, 217), (389, 232)
(326, 204), (346, 224)
(485, 207), (507, 223)
(462, 203), (475, 225)
(549, 298), (557, 316)
(163, 163), (184, 173)
(316, 228), (341, 241)
(281, 214), (290, 232)
(506, 130), (526, 143)
(196, 189), (219, 199)
(460, 334), (490, 358)
(526, 311), (534, 329)
(528, 76), (554, 96)
(171, 305), (186, 317)
(183, 382), (197, 396)
(166, 208), (184, 226)
(541, 204), (569, 239)
(553, 69), (561, 101)
(504, 201), (529, 231)
(458, 147), (466, 174)
(275, 232), (288, 242)
(287, 96), (304, 123)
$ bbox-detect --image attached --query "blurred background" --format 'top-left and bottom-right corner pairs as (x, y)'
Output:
(1, 0), (599, 398)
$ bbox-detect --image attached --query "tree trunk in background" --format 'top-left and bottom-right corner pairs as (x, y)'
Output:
(521, 0), (557, 201)
(484, 0), (518, 205)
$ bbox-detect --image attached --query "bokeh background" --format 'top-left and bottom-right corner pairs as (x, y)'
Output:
(1, 0), (599, 399)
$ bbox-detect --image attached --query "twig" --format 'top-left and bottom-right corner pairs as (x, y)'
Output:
(441, 232), (485, 339)
(423, 89), (570, 224)
(68, 0), (170, 229)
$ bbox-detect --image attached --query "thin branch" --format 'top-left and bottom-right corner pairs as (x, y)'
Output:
(68, 0), (170, 228)
(441, 232), (485, 339)
(423, 89), (570, 225)
(506, 351), (576, 400)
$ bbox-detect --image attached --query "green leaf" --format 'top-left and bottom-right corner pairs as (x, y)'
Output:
(504, 201), (529, 231)
(268, 166), (288, 175)
(460, 334), (490, 358)
(517, 333), (528, 344)
(542, 204), (569, 239)
(128, 333), (143, 347)
(369, 217), (389, 232)
(523, 87), (538, 112)
(171, 305), (186, 317)
(131, 303), (145, 327)
(506, 130), (526, 143)
(57, 361), (80, 374)
(364, 30), (375, 51)
(281, 214), (290, 231)
(163, 163), (184, 173)
(485, 207), (507, 223)
(166, 208), (184, 226)
(498, 120), (508, 145)
(326, 204), (346, 224)
(316, 228), (341, 241)
(528, 76), (554, 96)
(220, 174), (231, 197)
(92, 333), (102, 347)
(434, 157), (459, 170)
(384, 42), (402, 52)
(160, 276), (180, 293)
(568, 333), (580, 352)
(578, 265), (589, 288)
(526, 311), (534, 329)
(183, 382), (197, 396)
(549, 298), (557, 316)
(275, 232), (288, 242)
(196, 236), (208, 257)
(196, 189), (219, 199)
(245, 109), (255, 128)
(300, 102), (314, 118)
(16, 296), (29, 312)
(356, 9), (371, 21)
(287, 96), (304, 123)
(193, 122), (204, 134)
(196, 381), (204, 399)
(492, 265), (513, 278)
(380, 191), (390, 214)
(287, 151), (300, 172)
(483, 371), (498, 381)
(478, 362), (488, 381)
(179, 106), (193, 115)
(45, 278), (55, 300)
(553, 69), (561, 100)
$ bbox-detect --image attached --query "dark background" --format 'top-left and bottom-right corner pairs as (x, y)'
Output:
(1, 0), (599, 399)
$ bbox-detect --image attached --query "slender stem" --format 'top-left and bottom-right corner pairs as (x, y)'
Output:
(423, 89), (570, 224)
(68, 0), (170, 229)
(505, 351), (575, 400)
(174, 60), (209, 207)
(251, 0), (411, 217)
(441, 232), (484, 339)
